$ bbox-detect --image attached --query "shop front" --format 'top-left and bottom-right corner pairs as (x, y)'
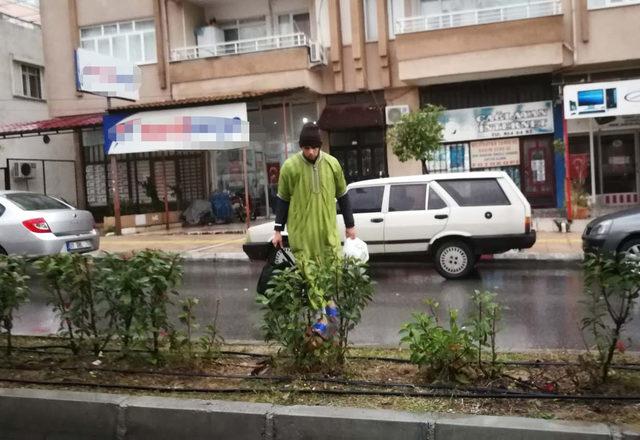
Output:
(98, 89), (319, 222)
(564, 78), (640, 213)
(429, 100), (556, 208)
(318, 92), (388, 184)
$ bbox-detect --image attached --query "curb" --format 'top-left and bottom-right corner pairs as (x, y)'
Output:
(0, 388), (637, 440)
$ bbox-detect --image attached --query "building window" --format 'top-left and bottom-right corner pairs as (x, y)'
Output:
(79, 19), (157, 64)
(220, 16), (267, 41)
(364, 0), (378, 41)
(14, 62), (43, 99)
(387, 0), (404, 38)
(278, 12), (310, 36)
(339, 0), (352, 45)
(588, 0), (640, 9)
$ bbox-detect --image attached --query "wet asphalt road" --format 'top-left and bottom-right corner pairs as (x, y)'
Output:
(13, 260), (640, 350)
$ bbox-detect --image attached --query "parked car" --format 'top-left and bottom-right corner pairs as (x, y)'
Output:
(582, 207), (640, 260)
(0, 191), (99, 256)
(243, 171), (536, 279)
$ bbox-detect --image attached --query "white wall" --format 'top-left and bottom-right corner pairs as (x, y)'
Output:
(0, 16), (77, 204)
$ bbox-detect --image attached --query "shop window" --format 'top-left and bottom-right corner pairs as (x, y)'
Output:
(600, 133), (637, 194)
(389, 184), (426, 212)
(438, 178), (510, 206)
(80, 19), (156, 64)
(568, 134), (595, 196)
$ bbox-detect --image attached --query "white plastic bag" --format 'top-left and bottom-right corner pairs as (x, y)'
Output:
(343, 237), (369, 262)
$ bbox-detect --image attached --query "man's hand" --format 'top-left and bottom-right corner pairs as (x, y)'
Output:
(272, 231), (284, 248)
(345, 227), (356, 240)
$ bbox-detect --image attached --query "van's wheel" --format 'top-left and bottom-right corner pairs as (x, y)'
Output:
(619, 238), (640, 262)
(434, 240), (476, 279)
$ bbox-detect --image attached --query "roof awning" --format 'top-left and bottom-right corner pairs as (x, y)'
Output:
(108, 87), (308, 113)
(0, 113), (104, 139)
(317, 104), (384, 131)
(104, 103), (250, 155)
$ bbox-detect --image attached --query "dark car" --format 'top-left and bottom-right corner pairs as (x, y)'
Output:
(582, 207), (640, 259)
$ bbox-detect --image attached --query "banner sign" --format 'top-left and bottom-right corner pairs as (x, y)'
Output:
(470, 138), (520, 168)
(75, 48), (141, 101)
(440, 101), (553, 142)
(104, 103), (249, 155)
(564, 78), (640, 119)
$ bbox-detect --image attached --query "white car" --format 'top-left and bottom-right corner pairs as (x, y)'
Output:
(244, 171), (536, 279)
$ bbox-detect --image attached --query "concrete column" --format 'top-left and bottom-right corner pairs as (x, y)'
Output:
(328, 0), (344, 91)
(377, 0), (391, 88)
(350, 0), (367, 90)
(153, 0), (169, 90)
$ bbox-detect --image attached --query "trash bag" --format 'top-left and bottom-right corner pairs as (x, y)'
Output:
(182, 199), (213, 226)
(256, 244), (296, 295)
(210, 191), (234, 223)
(343, 237), (369, 262)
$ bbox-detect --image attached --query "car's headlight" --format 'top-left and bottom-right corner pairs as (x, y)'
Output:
(590, 220), (612, 236)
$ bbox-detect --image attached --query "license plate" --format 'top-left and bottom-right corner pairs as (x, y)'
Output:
(67, 240), (92, 251)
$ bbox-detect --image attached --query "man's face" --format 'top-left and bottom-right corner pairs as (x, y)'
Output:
(301, 146), (320, 161)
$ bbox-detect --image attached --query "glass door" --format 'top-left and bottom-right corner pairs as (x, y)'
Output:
(522, 136), (555, 208)
(329, 129), (387, 184)
(599, 133), (637, 194)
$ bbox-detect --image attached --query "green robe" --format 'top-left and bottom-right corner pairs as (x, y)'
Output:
(277, 151), (347, 261)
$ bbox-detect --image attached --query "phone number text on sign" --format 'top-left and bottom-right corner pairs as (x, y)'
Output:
(470, 138), (520, 169)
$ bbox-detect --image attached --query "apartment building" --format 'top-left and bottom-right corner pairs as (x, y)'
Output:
(0, 4), (81, 206)
(3, 0), (639, 220)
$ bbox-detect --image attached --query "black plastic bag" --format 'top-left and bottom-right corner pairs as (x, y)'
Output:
(256, 245), (296, 294)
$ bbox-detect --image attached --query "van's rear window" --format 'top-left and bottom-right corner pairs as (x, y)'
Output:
(4, 193), (69, 210)
(437, 179), (511, 207)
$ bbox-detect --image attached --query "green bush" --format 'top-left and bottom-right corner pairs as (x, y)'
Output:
(0, 256), (30, 356)
(581, 252), (640, 383)
(257, 255), (374, 370)
(36, 250), (183, 358)
(400, 299), (475, 382)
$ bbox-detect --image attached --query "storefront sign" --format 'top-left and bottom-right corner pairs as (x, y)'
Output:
(564, 78), (640, 119)
(440, 101), (553, 142)
(470, 138), (520, 168)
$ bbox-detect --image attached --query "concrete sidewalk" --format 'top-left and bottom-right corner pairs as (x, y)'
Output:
(99, 224), (584, 262)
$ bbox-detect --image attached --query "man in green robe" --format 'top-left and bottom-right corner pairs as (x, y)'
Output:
(271, 122), (356, 261)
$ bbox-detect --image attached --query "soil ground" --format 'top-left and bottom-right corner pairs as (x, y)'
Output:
(1, 337), (639, 428)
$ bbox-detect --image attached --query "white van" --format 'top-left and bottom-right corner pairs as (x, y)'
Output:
(244, 171), (536, 279)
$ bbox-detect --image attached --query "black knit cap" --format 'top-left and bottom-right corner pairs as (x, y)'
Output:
(298, 122), (322, 148)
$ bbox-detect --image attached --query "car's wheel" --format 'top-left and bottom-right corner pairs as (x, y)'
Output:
(0, 246), (7, 255)
(434, 240), (476, 279)
(619, 238), (640, 263)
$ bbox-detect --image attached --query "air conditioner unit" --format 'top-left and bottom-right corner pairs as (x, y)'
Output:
(12, 162), (37, 179)
(385, 105), (410, 125)
(309, 42), (327, 65)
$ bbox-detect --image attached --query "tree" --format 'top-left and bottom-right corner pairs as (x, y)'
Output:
(386, 104), (445, 174)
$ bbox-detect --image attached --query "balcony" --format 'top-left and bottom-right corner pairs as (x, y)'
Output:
(394, 1), (567, 85)
(396, 0), (563, 34)
(170, 32), (310, 62)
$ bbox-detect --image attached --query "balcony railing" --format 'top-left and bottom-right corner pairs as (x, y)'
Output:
(396, 0), (563, 34)
(171, 32), (309, 62)
(588, 0), (640, 9)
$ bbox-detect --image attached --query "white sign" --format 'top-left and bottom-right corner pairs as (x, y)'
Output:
(440, 101), (554, 142)
(75, 48), (141, 101)
(470, 138), (520, 168)
(105, 103), (249, 155)
(564, 78), (640, 119)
